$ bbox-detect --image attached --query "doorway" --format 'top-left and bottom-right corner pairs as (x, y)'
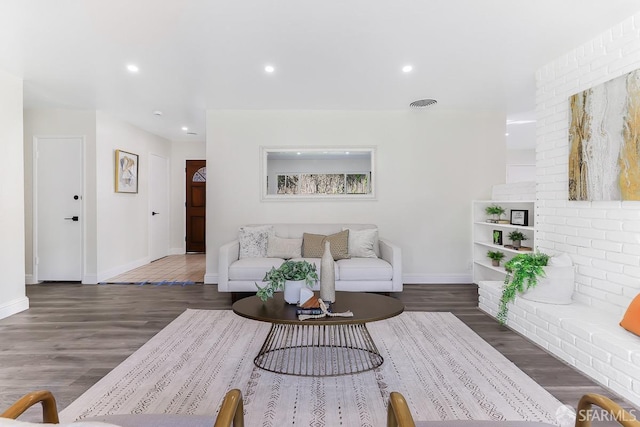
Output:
(149, 154), (170, 261)
(34, 136), (84, 281)
(186, 160), (206, 253)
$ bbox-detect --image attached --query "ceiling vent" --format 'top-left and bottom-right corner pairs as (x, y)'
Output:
(409, 99), (437, 109)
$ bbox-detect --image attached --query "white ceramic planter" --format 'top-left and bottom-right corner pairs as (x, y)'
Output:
(284, 280), (305, 304)
(521, 266), (575, 304)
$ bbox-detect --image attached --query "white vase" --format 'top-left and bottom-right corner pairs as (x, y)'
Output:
(320, 241), (335, 303)
(284, 280), (305, 304)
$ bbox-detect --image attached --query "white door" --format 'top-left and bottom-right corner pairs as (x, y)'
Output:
(149, 154), (169, 261)
(35, 137), (83, 281)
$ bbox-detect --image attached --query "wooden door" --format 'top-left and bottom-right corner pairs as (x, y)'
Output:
(186, 160), (206, 253)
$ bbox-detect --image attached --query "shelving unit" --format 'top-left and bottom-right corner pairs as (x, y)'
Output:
(472, 200), (535, 284)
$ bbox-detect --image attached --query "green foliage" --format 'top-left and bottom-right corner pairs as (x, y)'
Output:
(498, 252), (550, 324)
(486, 250), (506, 261)
(485, 205), (506, 217)
(507, 230), (528, 242)
(255, 260), (318, 302)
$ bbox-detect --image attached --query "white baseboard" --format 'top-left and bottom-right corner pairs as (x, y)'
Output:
(204, 273), (218, 284)
(24, 274), (39, 285)
(0, 296), (29, 320)
(82, 274), (98, 285)
(169, 248), (185, 255)
(97, 257), (150, 283)
(402, 273), (473, 284)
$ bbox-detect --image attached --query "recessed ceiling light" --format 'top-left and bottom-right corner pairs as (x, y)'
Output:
(402, 65), (413, 73)
(265, 65), (275, 73)
(505, 133), (510, 136)
(186, 132), (198, 135)
(181, 126), (188, 131)
(126, 64), (139, 73)
(153, 110), (163, 116)
(409, 99), (437, 109)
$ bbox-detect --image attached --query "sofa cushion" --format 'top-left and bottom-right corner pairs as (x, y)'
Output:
(343, 227), (379, 258)
(266, 235), (302, 259)
(229, 257), (285, 281)
(302, 230), (349, 260)
(337, 258), (392, 281)
(238, 225), (274, 258)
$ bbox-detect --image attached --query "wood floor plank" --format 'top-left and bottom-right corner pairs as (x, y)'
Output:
(0, 283), (634, 423)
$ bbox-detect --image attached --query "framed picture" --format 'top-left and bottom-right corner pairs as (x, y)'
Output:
(510, 209), (528, 226)
(115, 149), (138, 193)
(492, 230), (503, 245)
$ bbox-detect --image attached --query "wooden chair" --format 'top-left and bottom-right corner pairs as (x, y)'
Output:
(387, 391), (640, 427)
(1, 389), (244, 427)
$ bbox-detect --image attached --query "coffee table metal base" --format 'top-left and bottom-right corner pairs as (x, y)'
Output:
(255, 323), (383, 376)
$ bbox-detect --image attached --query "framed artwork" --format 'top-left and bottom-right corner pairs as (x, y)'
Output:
(510, 210), (528, 226)
(492, 230), (503, 245)
(115, 149), (138, 193)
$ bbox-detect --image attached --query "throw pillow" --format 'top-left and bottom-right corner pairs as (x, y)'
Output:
(620, 293), (640, 336)
(238, 225), (274, 259)
(302, 230), (350, 260)
(343, 227), (379, 258)
(266, 235), (302, 259)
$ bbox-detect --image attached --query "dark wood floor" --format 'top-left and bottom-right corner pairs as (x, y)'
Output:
(0, 283), (632, 422)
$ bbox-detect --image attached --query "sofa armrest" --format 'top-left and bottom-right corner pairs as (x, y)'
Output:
(379, 238), (402, 292)
(218, 240), (240, 291)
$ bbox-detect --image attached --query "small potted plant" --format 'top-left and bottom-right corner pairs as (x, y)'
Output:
(485, 205), (506, 223)
(508, 230), (528, 249)
(486, 250), (506, 267)
(498, 252), (550, 324)
(256, 260), (319, 303)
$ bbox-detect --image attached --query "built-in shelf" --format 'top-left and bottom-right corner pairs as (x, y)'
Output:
(472, 200), (536, 284)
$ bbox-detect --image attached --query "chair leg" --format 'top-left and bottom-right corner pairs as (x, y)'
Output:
(575, 394), (640, 427)
(387, 392), (416, 427)
(214, 389), (244, 427)
(1, 390), (60, 423)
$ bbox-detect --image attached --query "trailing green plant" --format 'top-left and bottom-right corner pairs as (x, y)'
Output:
(507, 230), (528, 242)
(485, 205), (506, 219)
(256, 260), (318, 302)
(498, 252), (550, 324)
(486, 250), (506, 261)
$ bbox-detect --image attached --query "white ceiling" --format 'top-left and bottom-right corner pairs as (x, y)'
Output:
(1, 1), (640, 147)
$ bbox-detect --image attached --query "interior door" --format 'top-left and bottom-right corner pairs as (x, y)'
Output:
(186, 160), (206, 253)
(149, 154), (169, 261)
(36, 137), (83, 281)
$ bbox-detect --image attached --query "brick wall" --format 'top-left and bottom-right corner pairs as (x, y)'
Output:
(536, 13), (640, 315)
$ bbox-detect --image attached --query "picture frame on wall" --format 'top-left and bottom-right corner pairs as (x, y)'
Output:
(510, 209), (528, 226)
(115, 149), (138, 193)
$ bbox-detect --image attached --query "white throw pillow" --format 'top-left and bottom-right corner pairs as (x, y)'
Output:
(522, 266), (575, 304)
(547, 252), (573, 267)
(266, 235), (302, 259)
(343, 228), (379, 258)
(238, 225), (274, 259)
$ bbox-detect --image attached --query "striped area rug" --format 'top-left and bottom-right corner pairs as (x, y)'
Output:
(60, 309), (562, 426)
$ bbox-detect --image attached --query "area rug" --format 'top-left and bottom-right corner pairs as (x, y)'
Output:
(60, 309), (562, 426)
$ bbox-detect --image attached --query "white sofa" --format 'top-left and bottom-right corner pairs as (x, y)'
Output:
(218, 224), (402, 297)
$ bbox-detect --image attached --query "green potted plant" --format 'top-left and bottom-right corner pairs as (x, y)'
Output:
(498, 252), (550, 324)
(256, 260), (319, 303)
(486, 250), (506, 267)
(485, 205), (506, 223)
(508, 230), (528, 249)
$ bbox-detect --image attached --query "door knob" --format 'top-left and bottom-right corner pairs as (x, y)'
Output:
(152, 211), (159, 216)
(64, 216), (79, 221)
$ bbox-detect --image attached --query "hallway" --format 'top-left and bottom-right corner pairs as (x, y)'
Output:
(104, 254), (205, 284)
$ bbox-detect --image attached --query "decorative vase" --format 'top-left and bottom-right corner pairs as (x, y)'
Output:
(513, 240), (521, 249)
(284, 280), (305, 304)
(320, 241), (335, 303)
(491, 259), (500, 267)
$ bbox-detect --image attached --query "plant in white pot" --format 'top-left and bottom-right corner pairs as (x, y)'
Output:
(485, 205), (506, 223)
(486, 250), (506, 267)
(256, 260), (318, 303)
(507, 230), (528, 249)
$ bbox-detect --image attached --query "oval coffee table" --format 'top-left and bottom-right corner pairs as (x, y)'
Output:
(232, 291), (404, 377)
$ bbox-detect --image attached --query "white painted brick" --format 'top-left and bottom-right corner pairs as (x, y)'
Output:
(592, 359), (627, 385)
(624, 265), (640, 279)
(579, 209), (608, 219)
(623, 244), (640, 256)
(562, 341), (592, 365)
(608, 272), (640, 288)
(607, 252), (640, 266)
(566, 236), (592, 248)
(605, 292), (632, 309)
(578, 266), (606, 280)
(592, 219), (624, 231)
(611, 356), (640, 380)
(577, 247), (606, 260)
(592, 240), (623, 252)
(576, 228), (607, 240)
(547, 343), (576, 366)
(566, 217), (591, 228)
(576, 337), (610, 363)
(623, 221), (640, 232)
(578, 285), (610, 300)
(535, 327), (561, 348)
(591, 279), (623, 294)
(592, 259), (625, 273)
(606, 231), (640, 244)
(561, 319), (594, 342)
(525, 312), (549, 330)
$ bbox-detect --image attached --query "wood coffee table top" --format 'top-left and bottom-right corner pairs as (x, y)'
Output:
(232, 291), (404, 325)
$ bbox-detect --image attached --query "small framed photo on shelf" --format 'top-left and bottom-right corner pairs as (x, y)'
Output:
(492, 230), (503, 245)
(510, 209), (529, 226)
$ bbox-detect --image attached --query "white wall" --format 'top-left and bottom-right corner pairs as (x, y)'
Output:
(0, 69), (27, 319)
(170, 140), (206, 254)
(206, 110), (506, 283)
(95, 112), (171, 281)
(536, 11), (640, 316)
(23, 109), (98, 283)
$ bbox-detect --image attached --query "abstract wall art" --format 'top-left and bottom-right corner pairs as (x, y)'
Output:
(115, 149), (139, 193)
(568, 68), (640, 201)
